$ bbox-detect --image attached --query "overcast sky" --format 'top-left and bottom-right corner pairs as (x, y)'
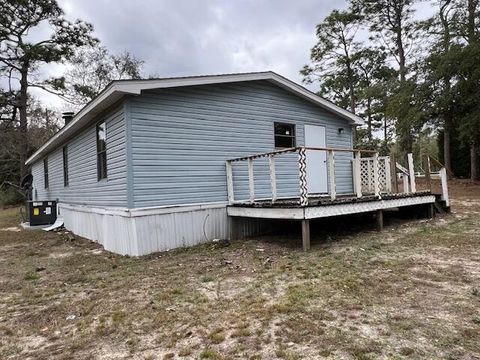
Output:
(34, 0), (434, 108)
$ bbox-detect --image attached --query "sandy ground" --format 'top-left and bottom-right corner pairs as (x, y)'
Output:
(0, 179), (479, 359)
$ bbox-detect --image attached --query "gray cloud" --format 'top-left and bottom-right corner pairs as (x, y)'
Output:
(58, 0), (346, 82)
(34, 0), (433, 107)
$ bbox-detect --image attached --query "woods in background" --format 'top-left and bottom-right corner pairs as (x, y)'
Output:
(302, 0), (480, 179)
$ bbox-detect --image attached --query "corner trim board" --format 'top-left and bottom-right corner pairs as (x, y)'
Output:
(124, 99), (134, 208)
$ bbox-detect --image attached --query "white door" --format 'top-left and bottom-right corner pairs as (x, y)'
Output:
(304, 125), (327, 194)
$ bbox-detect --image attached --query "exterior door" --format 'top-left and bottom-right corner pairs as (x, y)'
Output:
(304, 125), (328, 194)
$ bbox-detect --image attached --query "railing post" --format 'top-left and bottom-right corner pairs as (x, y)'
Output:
(269, 154), (277, 203)
(354, 151), (362, 198)
(328, 149), (336, 200)
(373, 152), (380, 197)
(226, 161), (234, 205)
(424, 155), (432, 191)
(390, 153), (398, 193)
(402, 173), (410, 194)
(248, 158), (255, 203)
(439, 167), (450, 207)
(367, 159), (372, 192)
(298, 148), (308, 206)
(407, 153), (416, 193)
(384, 157), (392, 193)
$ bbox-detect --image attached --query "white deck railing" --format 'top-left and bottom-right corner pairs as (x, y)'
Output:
(226, 148), (450, 207)
(226, 147), (384, 206)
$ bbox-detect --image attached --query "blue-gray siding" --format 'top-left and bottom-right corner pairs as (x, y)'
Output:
(31, 105), (127, 207)
(129, 81), (353, 208)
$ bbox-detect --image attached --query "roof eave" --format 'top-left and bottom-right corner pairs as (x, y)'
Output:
(26, 71), (363, 165)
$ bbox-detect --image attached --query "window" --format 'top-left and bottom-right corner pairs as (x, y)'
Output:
(274, 122), (296, 148)
(63, 146), (69, 187)
(43, 158), (49, 189)
(96, 121), (107, 180)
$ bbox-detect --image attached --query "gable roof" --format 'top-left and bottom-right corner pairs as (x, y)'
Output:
(26, 71), (363, 165)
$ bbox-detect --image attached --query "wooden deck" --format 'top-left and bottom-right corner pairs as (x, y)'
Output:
(227, 192), (436, 221)
(225, 147), (449, 251)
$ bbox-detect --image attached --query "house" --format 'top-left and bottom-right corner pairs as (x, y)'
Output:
(26, 71), (444, 255)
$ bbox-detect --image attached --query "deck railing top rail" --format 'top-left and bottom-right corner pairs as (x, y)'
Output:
(227, 146), (377, 163)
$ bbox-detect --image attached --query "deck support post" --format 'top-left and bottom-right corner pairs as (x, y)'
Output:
(427, 203), (435, 219)
(376, 210), (383, 231)
(228, 216), (237, 240)
(301, 219), (310, 251)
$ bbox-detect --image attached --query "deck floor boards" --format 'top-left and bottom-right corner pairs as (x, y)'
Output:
(231, 191), (433, 208)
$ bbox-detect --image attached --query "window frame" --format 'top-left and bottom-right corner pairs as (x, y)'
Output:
(43, 158), (49, 189)
(96, 121), (107, 181)
(274, 122), (296, 149)
(63, 146), (69, 187)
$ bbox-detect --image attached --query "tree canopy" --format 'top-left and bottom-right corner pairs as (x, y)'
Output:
(302, 0), (480, 179)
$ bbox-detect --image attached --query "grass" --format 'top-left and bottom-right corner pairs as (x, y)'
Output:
(0, 180), (479, 359)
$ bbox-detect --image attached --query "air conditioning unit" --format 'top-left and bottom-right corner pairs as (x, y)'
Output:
(27, 201), (57, 226)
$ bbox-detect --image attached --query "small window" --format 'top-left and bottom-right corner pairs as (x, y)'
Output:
(43, 158), (49, 189)
(63, 146), (69, 187)
(274, 122), (296, 148)
(96, 121), (107, 180)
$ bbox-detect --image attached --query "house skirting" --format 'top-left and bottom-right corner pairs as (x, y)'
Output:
(58, 202), (270, 256)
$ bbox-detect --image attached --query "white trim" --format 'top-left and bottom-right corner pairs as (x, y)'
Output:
(58, 201), (228, 218)
(26, 71), (363, 165)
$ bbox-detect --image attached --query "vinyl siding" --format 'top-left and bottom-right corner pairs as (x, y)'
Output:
(129, 81), (353, 208)
(31, 105), (127, 207)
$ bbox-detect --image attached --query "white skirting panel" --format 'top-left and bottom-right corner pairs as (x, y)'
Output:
(59, 202), (264, 256)
(60, 205), (138, 255)
(133, 206), (229, 255)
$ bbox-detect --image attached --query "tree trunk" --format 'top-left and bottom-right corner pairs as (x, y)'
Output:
(367, 97), (372, 141)
(19, 65), (29, 180)
(443, 123), (452, 176)
(440, 0), (453, 177)
(467, 0), (479, 181)
(394, 3), (411, 154)
(384, 117), (388, 143)
(471, 142), (478, 180)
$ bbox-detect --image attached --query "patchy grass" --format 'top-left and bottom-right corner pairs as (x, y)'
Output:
(0, 180), (480, 359)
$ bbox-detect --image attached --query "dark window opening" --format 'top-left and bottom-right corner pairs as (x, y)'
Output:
(43, 158), (49, 189)
(96, 121), (107, 180)
(63, 146), (69, 187)
(274, 122), (296, 148)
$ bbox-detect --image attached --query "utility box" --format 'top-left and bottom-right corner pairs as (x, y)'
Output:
(27, 201), (57, 226)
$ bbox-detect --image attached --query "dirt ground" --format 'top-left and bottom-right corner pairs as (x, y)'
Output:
(0, 180), (479, 360)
